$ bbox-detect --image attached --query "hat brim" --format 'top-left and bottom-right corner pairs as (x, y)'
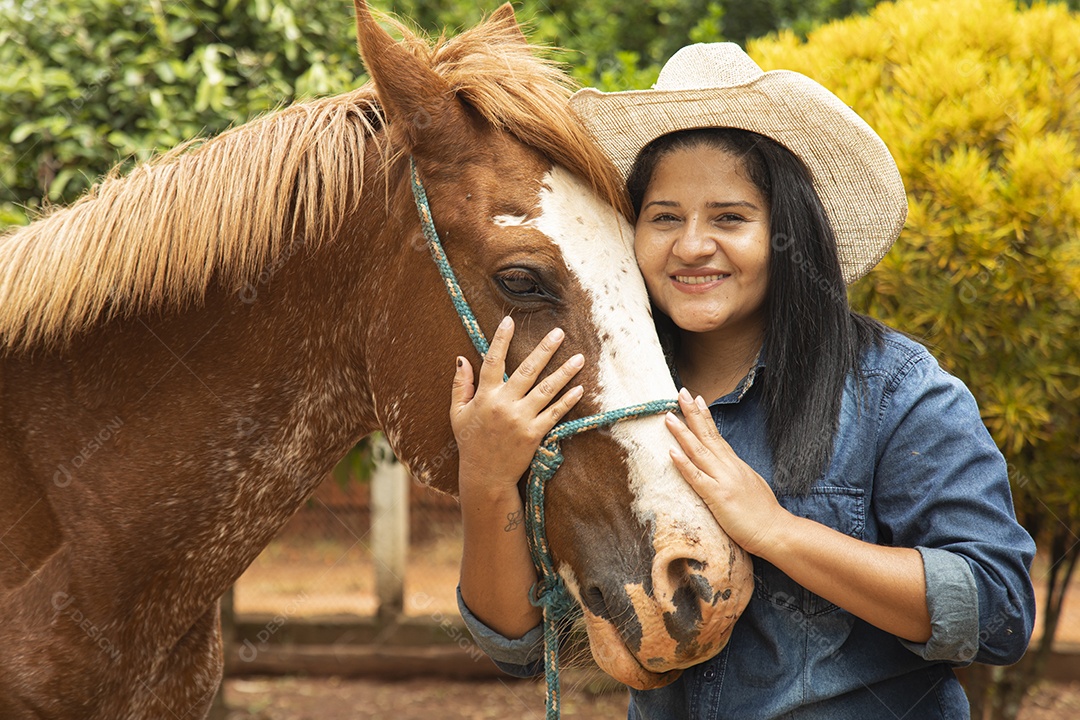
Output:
(570, 71), (907, 284)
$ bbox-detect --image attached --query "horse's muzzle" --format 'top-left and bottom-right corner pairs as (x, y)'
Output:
(577, 530), (753, 685)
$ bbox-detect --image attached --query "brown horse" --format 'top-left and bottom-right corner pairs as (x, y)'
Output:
(0, 3), (752, 717)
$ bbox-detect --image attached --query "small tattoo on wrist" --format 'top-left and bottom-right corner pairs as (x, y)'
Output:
(504, 510), (523, 532)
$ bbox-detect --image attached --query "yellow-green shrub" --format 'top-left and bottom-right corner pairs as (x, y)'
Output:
(752, 0), (1079, 485)
(752, 6), (1078, 708)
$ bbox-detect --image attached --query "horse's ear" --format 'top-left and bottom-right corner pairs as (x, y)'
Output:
(353, 0), (456, 152)
(488, 3), (528, 45)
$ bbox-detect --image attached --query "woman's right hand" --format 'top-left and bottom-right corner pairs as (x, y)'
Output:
(450, 315), (586, 492)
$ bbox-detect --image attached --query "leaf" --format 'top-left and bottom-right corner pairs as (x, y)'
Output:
(47, 167), (77, 201)
(10, 121), (38, 144)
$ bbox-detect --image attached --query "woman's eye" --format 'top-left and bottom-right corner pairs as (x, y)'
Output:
(652, 213), (679, 223)
(715, 213), (747, 224)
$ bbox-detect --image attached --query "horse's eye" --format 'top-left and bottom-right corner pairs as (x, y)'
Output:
(495, 268), (553, 301)
(499, 272), (541, 295)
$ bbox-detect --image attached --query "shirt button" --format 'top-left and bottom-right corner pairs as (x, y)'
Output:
(702, 668), (717, 682)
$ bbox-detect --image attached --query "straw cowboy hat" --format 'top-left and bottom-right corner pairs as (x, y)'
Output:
(569, 43), (907, 284)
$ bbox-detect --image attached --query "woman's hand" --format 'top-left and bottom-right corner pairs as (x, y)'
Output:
(666, 388), (790, 557)
(667, 390), (933, 643)
(453, 315), (586, 637)
(450, 315), (586, 492)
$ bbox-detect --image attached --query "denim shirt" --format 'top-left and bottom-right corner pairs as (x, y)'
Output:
(458, 330), (1037, 719)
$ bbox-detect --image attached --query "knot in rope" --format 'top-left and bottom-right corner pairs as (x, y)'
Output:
(525, 440), (565, 600)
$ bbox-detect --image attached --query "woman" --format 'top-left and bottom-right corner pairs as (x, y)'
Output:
(451, 43), (1035, 718)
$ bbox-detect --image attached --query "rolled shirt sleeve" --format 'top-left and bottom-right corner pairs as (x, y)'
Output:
(873, 341), (1036, 666)
(457, 586), (544, 676)
(900, 546), (980, 663)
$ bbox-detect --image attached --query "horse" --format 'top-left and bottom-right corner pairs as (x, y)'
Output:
(0, 2), (752, 717)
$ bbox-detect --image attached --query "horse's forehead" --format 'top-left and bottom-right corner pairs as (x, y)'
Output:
(535, 166), (650, 321)
(534, 167), (636, 255)
(489, 166), (633, 255)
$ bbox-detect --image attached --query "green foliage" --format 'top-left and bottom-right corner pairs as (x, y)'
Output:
(750, 0), (1080, 521)
(387, 0), (885, 91)
(332, 435), (377, 487)
(0, 0), (363, 221)
(1, 0), (899, 226)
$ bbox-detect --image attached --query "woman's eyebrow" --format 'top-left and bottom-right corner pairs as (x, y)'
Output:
(706, 200), (761, 211)
(642, 199), (763, 211)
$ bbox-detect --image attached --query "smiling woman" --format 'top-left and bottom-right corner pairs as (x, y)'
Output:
(455, 40), (1036, 720)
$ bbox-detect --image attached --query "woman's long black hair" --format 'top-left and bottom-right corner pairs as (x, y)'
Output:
(627, 128), (883, 494)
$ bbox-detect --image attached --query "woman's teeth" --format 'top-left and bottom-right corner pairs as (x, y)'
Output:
(675, 274), (726, 285)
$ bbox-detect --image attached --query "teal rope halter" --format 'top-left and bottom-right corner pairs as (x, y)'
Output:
(410, 157), (678, 720)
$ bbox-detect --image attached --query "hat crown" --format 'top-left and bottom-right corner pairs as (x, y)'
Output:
(653, 43), (764, 91)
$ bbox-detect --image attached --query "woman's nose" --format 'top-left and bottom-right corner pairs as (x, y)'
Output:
(672, 217), (716, 261)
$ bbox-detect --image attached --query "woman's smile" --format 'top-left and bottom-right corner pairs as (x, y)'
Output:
(671, 268), (732, 291)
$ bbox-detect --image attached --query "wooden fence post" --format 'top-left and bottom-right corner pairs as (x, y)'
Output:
(371, 434), (409, 621)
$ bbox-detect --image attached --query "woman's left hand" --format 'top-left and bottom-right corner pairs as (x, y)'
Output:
(666, 388), (790, 558)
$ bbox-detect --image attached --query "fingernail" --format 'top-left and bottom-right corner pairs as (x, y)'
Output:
(665, 411), (678, 423)
(696, 395), (708, 411)
(550, 327), (564, 341)
(678, 387), (692, 403)
(569, 353), (584, 368)
(499, 316), (512, 330)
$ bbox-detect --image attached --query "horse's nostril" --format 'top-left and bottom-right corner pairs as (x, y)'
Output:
(583, 586), (607, 617)
(667, 557), (706, 583)
(660, 555), (715, 605)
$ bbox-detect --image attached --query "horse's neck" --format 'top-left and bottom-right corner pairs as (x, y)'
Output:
(131, 242), (381, 567)
(8, 233), (382, 647)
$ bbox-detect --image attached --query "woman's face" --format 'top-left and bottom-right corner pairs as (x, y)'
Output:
(634, 144), (770, 339)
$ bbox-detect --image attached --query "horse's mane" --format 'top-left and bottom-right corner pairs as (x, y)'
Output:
(0, 14), (629, 350)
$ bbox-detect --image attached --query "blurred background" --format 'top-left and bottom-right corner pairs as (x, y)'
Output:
(2, 1), (1078, 718)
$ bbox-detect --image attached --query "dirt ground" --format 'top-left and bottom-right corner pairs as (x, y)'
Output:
(234, 532), (1080, 643)
(224, 675), (628, 720)
(229, 529), (1080, 719)
(222, 676), (1080, 720)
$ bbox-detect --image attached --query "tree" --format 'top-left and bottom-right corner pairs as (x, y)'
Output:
(749, 1), (1080, 717)
(0, 0), (364, 225)
(389, 0), (889, 92)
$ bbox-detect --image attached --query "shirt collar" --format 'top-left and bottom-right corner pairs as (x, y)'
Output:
(671, 348), (767, 406)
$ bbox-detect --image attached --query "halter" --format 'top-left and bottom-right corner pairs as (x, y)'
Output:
(409, 157), (678, 719)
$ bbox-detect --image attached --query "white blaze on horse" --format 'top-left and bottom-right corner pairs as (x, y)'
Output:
(0, 2), (751, 717)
